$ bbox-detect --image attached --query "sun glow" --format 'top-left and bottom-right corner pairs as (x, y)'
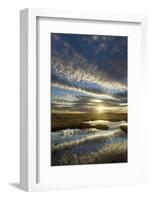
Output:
(91, 99), (102, 103)
(95, 105), (106, 112)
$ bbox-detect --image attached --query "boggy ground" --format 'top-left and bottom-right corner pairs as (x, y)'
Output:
(51, 112), (127, 131)
(51, 112), (128, 166)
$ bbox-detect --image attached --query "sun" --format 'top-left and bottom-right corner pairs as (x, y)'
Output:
(95, 105), (105, 112)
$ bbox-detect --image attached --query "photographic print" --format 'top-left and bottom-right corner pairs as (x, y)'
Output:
(51, 33), (128, 166)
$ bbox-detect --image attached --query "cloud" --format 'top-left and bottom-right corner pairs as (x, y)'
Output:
(51, 56), (127, 95)
(51, 33), (127, 113)
(51, 82), (120, 102)
(51, 33), (127, 97)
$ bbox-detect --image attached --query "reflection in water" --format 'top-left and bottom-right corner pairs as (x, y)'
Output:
(84, 120), (128, 128)
(51, 120), (127, 155)
(51, 120), (126, 152)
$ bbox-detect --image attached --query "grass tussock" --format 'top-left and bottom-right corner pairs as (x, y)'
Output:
(51, 142), (127, 166)
(52, 129), (126, 152)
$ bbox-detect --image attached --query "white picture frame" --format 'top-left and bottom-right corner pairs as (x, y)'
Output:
(20, 8), (147, 192)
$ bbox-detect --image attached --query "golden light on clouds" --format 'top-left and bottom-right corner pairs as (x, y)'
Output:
(95, 105), (106, 112)
(95, 104), (128, 113)
(91, 99), (102, 103)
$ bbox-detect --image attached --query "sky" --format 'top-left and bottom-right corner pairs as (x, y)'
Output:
(51, 33), (127, 114)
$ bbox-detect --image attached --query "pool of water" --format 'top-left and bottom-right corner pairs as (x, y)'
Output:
(51, 120), (127, 154)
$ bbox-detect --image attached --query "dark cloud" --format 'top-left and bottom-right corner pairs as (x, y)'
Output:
(51, 33), (127, 113)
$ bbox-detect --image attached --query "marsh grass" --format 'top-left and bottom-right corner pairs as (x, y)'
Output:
(51, 129), (127, 166)
(52, 129), (126, 152)
(51, 112), (128, 166)
(52, 112), (127, 131)
(52, 142), (127, 166)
